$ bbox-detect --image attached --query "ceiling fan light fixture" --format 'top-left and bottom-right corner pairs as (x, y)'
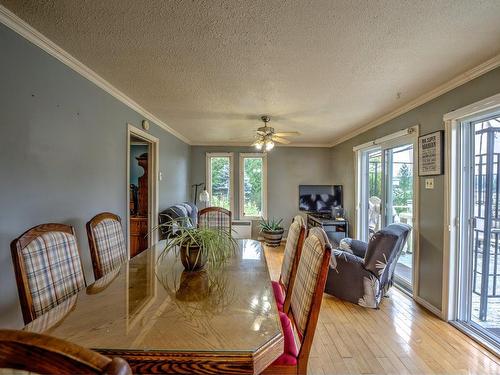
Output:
(254, 140), (263, 150)
(265, 139), (275, 151)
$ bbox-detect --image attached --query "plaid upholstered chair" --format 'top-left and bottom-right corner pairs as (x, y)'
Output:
(198, 207), (232, 232)
(0, 329), (131, 374)
(10, 224), (86, 324)
(271, 215), (306, 313)
(263, 227), (332, 375)
(86, 212), (128, 280)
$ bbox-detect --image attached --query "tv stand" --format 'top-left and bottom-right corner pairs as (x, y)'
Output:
(306, 213), (348, 247)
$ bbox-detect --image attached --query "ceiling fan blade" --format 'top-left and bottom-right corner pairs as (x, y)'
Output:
(256, 130), (267, 136)
(274, 131), (301, 137)
(271, 135), (291, 144)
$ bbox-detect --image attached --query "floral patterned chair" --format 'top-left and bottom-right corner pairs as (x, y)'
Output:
(324, 223), (411, 308)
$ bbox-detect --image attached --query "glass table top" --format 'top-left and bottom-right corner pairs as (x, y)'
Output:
(24, 239), (282, 354)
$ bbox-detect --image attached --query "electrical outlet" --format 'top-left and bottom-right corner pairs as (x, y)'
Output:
(425, 178), (434, 189)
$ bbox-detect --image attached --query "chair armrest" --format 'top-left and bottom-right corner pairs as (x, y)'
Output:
(333, 249), (364, 265)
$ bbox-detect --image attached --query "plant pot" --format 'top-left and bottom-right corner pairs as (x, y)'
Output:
(175, 270), (209, 302)
(261, 229), (285, 247)
(180, 245), (207, 271)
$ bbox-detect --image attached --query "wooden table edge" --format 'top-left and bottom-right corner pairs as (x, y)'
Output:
(94, 331), (284, 375)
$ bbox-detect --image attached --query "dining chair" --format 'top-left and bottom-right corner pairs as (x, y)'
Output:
(86, 212), (128, 280)
(0, 329), (131, 375)
(10, 223), (86, 325)
(198, 207), (232, 232)
(271, 215), (306, 313)
(263, 227), (332, 375)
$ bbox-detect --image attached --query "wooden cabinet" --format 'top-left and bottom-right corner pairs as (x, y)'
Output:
(130, 217), (148, 258)
(130, 152), (149, 258)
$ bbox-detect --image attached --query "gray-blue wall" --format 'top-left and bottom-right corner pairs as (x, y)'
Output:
(0, 23), (190, 328)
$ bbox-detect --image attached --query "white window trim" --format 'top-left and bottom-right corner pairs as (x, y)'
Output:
(443, 93), (500, 322)
(205, 152), (234, 216)
(239, 153), (268, 220)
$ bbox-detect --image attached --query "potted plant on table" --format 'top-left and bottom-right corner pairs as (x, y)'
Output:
(259, 217), (284, 247)
(159, 218), (237, 272)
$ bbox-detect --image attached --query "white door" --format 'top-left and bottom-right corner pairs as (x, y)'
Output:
(356, 131), (417, 292)
(457, 113), (500, 350)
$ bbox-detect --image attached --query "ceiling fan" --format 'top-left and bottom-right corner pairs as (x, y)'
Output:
(252, 115), (301, 151)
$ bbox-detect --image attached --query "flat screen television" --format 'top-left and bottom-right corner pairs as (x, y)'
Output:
(299, 185), (343, 212)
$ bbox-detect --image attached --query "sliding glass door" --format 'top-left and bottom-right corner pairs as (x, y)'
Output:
(357, 130), (417, 292)
(456, 113), (500, 350)
(383, 143), (415, 289)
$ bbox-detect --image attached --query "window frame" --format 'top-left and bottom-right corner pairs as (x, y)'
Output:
(205, 152), (234, 216)
(239, 153), (268, 220)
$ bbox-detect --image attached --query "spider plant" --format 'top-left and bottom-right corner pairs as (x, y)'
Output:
(158, 217), (237, 271)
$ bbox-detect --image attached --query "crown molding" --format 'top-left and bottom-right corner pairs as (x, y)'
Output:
(190, 141), (332, 148)
(0, 5), (191, 145)
(329, 53), (500, 147)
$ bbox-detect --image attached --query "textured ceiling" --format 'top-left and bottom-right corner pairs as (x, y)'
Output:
(2, 0), (500, 145)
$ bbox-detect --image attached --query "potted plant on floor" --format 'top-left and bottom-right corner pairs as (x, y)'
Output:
(259, 217), (284, 247)
(159, 217), (237, 272)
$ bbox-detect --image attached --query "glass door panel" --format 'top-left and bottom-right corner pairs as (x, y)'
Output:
(465, 115), (500, 343)
(383, 144), (414, 289)
(367, 150), (383, 239)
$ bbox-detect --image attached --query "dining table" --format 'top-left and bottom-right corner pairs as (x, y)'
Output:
(23, 239), (284, 374)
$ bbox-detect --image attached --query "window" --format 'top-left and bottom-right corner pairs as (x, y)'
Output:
(206, 153), (234, 213)
(239, 153), (267, 219)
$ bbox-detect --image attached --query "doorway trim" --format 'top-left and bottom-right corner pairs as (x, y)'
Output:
(126, 123), (159, 258)
(443, 93), (500, 322)
(443, 93), (500, 355)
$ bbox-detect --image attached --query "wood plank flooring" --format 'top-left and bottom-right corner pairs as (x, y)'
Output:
(263, 244), (500, 375)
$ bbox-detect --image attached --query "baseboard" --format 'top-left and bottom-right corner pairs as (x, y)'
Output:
(414, 295), (443, 319)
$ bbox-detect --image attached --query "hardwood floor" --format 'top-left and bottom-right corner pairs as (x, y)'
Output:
(263, 244), (500, 375)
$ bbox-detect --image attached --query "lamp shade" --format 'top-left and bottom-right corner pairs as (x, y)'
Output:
(199, 189), (210, 203)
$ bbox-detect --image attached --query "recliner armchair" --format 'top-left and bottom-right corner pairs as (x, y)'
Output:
(325, 223), (411, 308)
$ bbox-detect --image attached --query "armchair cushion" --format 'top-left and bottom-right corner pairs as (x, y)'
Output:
(271, 312), (298, 366)
(339, 238), (368, 258)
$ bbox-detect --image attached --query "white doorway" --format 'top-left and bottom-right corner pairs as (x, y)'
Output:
(444, 95), (500, 355)
(126, 124), (159, 258)
(355, 126), (419, 293)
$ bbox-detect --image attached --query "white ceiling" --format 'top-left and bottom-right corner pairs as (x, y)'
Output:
(2, 0), (500, 146)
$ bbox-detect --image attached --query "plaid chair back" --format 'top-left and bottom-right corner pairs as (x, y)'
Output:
(91, 218), (127, 276)
(198, 207), (231, 232)
(20, 231), (85, 320)
(280, 215), (306, 290)
(290, 227), (329, 336)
